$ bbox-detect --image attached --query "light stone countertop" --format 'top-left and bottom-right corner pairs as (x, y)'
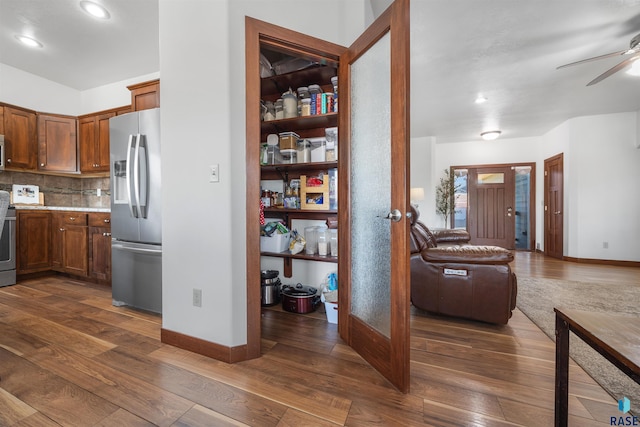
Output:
(14, 205), (110, 213)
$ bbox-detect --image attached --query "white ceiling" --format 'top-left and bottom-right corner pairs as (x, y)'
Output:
(1, 0), (640, 143)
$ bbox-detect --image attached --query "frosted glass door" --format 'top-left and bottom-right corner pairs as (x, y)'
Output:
(350, 32), (392, 336)
(339, 0), (410, 392)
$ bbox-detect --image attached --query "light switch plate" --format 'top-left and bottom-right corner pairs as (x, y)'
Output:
(209, 164), (219, 183)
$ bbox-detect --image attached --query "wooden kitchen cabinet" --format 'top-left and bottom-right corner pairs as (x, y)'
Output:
(37, 113), (78, 173)
(78, 112), (114, 173)
(128, 79), (160, 111)
(51, 212), (88, 277)
(88, 213), (111, 282)
(4, 105), (37, 170)
(17, 210), (52, 274)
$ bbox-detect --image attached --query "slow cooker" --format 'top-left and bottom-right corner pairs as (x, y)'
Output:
(261, 270), (281, 306)
(281, 283), (320, 313)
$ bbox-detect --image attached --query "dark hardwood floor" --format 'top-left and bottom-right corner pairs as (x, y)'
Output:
(0, 252), (637, 426)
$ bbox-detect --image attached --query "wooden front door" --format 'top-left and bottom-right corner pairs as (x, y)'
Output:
(544, 153), (564, 259)
(338, 0), (411, 393)
(468, 166), (516, 249)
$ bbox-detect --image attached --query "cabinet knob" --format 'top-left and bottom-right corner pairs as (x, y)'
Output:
(59, 228), (65, 232)
(103, 232), (112, 237)
(40, 163), (45, 167)
(6, 159), (11, 163)
(69, 217), (76, 221)
(103, 219), (110, 223)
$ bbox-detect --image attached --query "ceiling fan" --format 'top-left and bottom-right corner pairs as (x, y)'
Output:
(557, 33), (640, 86)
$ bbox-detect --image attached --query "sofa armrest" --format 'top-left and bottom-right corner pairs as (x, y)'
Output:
(421, 245), (514, 264)
(432, 229), (470, 245)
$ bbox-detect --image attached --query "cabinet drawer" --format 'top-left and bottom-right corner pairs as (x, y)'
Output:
(62, 213), (88, 225)
(89, 213), (111, 228)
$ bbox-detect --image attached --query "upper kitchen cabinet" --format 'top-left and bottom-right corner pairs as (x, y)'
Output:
(79, 111), (115, 173)
(128, 79), (160, 111)
(37, 113), (78, 173)
(3, 105), (37, 171)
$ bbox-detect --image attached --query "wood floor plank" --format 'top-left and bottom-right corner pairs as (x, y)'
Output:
(0, 347), (120, 426)
(172, 404), (252, 427)
(25, 345), (194, 427)
(149, 345), (352, 425)
(93, 408), (156, 427)
(94, 346), (288, 427)
(0, 386), (37, 426)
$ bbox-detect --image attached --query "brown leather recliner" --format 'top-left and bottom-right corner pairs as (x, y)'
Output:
(409, 205), (517, 324)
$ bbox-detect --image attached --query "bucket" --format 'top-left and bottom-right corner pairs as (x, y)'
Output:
(321, 292), (338, 324)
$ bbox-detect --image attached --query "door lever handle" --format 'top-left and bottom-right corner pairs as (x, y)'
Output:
(384, 209), (402, 222)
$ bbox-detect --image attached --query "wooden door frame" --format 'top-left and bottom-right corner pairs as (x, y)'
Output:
(245, 17), (346, 361)
(452, 162), (536, 251)
(544, 153), (564, 259)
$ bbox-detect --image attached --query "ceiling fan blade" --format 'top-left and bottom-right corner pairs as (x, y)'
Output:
(556, 49), (628, 69)
(586, 55), (638, 86)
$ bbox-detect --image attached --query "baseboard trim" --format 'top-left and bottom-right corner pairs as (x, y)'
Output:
(161, 328), (249, 363)
(563, 256), (640, 268)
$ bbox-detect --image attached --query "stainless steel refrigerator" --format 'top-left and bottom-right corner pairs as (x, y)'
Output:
(110, 108), (162, 314)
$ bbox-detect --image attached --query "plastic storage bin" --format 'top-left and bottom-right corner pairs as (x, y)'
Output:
(260, 232), (290, 253)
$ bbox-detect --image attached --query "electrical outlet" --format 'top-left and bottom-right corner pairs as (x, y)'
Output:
(209, 164), (219, 183)
(603, 241), (609, 249)
(193, 289), (202, 307)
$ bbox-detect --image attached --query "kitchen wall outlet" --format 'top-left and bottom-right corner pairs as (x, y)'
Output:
(96, 188), (101, 197)
(193, 288), (202, 307)
(209, 164), (219, 183)
(603, 241), (609, 249)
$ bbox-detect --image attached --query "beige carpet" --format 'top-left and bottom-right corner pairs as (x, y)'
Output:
(516, 276), (640, 410)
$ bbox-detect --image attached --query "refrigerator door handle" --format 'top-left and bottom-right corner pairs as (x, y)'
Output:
(133, 134), (149, 219)
(126, 134), (138, 218)
(112, 243), (162, 255)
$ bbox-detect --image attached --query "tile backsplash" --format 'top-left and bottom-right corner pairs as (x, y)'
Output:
(0, 171), (110, 208)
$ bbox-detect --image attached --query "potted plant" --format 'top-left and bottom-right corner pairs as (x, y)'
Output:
(435, 169), (460, 228)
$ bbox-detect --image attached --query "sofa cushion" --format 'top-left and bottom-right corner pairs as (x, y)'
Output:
(421, 245), (514, 264)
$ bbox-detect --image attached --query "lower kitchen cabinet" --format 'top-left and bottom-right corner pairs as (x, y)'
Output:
(18, 209), (111, 283)
(17, 211), (52, 274)
(88, 213), (111, 282)
(51, 212), (88, 277)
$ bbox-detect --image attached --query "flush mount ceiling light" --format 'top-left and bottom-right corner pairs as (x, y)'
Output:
(15, 35), (43, 48)
(480, 130), (502, 141)
(80, 1), (111, 19)
(475, 95), (488, 104)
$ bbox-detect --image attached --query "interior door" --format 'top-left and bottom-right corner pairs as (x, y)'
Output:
(338, 0), (411, 392)
(544, 153), (564, 259)
(467, 166), (516, 249)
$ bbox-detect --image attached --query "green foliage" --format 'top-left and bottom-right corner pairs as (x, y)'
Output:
(435, 169), (460, 228)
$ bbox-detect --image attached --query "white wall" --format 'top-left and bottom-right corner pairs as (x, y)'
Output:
(159, 0), (366, 348)
(0, 63), (80, 115)
(413, 111), (640, 262)
(1, 62), (160, 116)
(409, 136), (435, 224)
(80, 72), (160, 113)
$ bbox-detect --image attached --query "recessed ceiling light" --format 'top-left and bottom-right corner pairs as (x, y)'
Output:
(80, 1), (110, 19)
(475, 95), (488, 104)
(15, 35), (43, 48)
(481, 130), (501, 141)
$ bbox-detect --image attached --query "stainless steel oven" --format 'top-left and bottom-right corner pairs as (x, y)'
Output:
(0, 206), (16, 287)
